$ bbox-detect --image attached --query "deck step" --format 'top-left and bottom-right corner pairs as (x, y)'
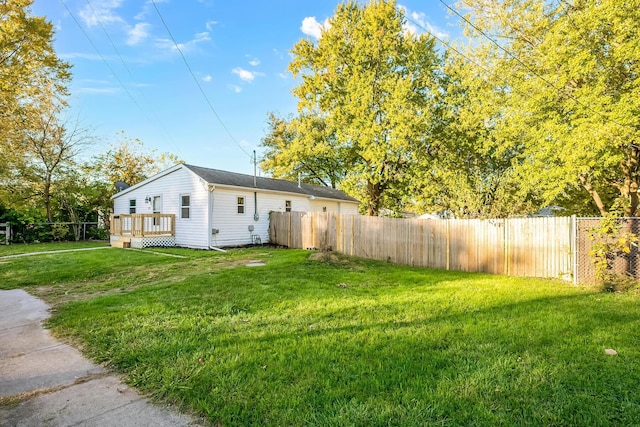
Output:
(111, 236), (131, 248)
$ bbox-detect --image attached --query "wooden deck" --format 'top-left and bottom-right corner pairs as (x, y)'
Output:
(109, 214), (175, 237)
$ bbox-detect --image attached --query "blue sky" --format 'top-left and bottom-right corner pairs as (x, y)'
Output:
(32, 0), (460, 175)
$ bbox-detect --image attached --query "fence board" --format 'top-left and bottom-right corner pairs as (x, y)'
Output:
(270, 212), (576, 280)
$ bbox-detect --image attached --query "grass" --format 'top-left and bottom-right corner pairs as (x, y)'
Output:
(2, 243), (640, 425)
(0, 241), (108, 256)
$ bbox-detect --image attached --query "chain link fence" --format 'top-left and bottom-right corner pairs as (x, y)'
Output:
(5, 222), (108, 244)
(576, 217), (640, 285)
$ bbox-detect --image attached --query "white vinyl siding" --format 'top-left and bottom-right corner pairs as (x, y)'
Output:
(113, 167), (210, 249)
(113, 164), (360, 248)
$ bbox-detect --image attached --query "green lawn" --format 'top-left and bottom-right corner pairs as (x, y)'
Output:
(1, 244), (639, 426)
(0, 241), (109, 256)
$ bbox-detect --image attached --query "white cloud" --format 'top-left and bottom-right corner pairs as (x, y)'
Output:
(60, 52), (106, 61)
(155, 32), (211, 53)
(232, 67), (263, 82)
(278, 72), (288, 79)
(78, 0), (125, 28)
(127, 22), (150, 45)
(76, 87), (120, 95)
(202, 75), (212, 83)
(301, 16), (329, 39)
(205, 20), (218, 31)
(398, 5), (448, 39)
(248, 59), (260, 66)
(229, 84), (242, 93)
(272, 48), (284, 60)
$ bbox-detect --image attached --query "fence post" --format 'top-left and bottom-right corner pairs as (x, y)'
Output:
(287, 212), (291, 248)
(446, 220), (450, 271)
(504, 219), (509, 276)
(572, 215), (578, 284)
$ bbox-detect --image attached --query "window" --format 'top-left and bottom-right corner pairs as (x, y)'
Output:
(237, 196), (245, 214)
(129, 199), (136, 214)
(180, 195), (190, 219)
(323, 206), (327, 212)
(285, 200), (292, 212)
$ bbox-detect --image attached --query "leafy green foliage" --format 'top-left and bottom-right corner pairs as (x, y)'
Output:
(588, 203), (639, 291)
(265, 0), (441, 215)
(0, 0), (73, 217)
(458, 0), (640, 215)
(90, 131), (182, 188)
(261, 113), (347, 188)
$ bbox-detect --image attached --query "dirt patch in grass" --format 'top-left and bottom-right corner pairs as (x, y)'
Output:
(30, 255), (262, 307)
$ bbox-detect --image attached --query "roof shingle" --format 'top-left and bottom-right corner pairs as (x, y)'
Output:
(184, 164), (359, 203)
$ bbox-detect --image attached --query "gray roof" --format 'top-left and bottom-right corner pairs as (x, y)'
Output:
(184, 164), (359, 203)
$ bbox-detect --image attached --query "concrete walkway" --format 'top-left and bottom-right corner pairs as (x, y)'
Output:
(0, 289), (201, 426)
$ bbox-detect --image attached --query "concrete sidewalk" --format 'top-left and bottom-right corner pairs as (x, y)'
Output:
(0, 289), (201, 426)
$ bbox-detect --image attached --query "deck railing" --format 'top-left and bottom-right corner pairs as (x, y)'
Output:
(110, 214), (175, 237)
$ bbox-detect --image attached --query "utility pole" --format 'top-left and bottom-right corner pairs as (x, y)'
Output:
(253, 150), (257, 187)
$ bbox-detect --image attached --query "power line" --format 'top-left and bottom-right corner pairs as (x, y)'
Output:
(83, 0), (184, 158)
(438, 0), (632, 132)
(59, 0), (146, 119)
(403, 15), (548, 114)
(150, 0), (253, 159)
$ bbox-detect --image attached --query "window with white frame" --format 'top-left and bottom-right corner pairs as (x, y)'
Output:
(180, 194), (190, 219)
(237, 196), (245, 214)
(285, 200), (292, 212)
(129, 199), (136, 214)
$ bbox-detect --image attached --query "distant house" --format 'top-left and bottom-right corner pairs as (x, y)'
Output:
(110, 164), (359, 249)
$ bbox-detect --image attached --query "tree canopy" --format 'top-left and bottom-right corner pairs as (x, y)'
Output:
(0, 0), (71, 162)
(457, 0), (640, 215)
(263, 0), (441, 215)
(262, 0), (639, 218)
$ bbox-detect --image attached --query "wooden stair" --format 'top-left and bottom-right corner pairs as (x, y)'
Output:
(111, 236), (131, 248)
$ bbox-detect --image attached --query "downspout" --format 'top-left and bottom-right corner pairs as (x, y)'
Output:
(207, 183), (227, 252)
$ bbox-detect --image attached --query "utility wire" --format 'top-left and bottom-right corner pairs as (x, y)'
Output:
(438, 0), (632, 132)
(150, 0), (253, 159)
(404, 15), (548, 113)
(83, 0), (184, 158)
(59, 0), (146, 119)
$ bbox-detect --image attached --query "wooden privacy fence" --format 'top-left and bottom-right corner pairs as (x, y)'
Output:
(270, 212), (575, 281)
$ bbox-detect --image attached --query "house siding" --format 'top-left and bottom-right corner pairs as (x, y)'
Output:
(113, 165), (360, 248)
(112, 168), (211, 249)
(209, 188), (310, 246)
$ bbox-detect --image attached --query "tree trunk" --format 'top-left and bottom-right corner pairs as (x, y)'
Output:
(366, 180), (384, 216)
(620, 145), (640, 216)
(44, 175), (52, 222)
(579, 173), (607, 216)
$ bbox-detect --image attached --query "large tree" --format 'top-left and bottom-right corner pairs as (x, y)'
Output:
(260, 112), (348, 188)
(90, 131), (182, 189)
(410, 52), (531, 218)
(1, 0), (72, 214)
(273, 0), (441, 215)
(458, 0), (640, 215)
(0, 0), (71, 163)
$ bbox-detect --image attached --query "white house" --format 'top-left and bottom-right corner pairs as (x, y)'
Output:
(110, 163), (360, 249)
